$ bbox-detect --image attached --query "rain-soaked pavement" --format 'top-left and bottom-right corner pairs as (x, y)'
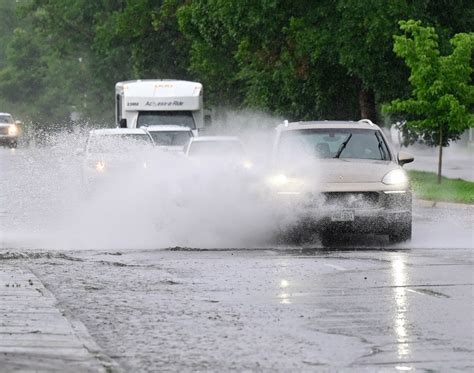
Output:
(1, 146), (473, 371)
(2, 245), (474, 372)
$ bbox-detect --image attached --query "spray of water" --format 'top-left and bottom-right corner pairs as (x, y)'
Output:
(1, 111), (471, 250)
(0, 111), (288, 250)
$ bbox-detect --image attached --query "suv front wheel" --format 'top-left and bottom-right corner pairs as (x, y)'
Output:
(388, 219), (412, 244)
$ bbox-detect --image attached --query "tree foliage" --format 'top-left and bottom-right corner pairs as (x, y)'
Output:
(0, 0), (191, 125)
(384, 20), (473, 143)
(0, 0), (472, 132)
(383, 20), (473, 181)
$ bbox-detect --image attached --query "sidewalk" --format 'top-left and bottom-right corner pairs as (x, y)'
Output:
(0, 262), (117, 372)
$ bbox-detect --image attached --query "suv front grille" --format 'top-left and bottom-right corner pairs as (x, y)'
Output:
(322, 192), (381, 209)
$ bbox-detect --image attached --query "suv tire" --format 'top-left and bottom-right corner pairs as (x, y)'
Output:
(389, 220), (412, 244)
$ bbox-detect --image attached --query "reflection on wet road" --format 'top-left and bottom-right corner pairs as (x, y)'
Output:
(391, 256), (410, 362)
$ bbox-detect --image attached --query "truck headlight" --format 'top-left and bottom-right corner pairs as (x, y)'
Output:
(8, 124), (18, 136)
(382, 169), (408, 185)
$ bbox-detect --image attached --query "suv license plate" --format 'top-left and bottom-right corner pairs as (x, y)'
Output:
(331, 211), (355, 222)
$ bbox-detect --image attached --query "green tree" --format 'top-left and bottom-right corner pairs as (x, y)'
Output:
(177, 0), (471, 122)
(383, 20), (474, 183)
(0, 0), (191, 125)
(178, 1), (360, 120)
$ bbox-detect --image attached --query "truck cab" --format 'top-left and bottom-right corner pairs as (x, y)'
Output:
(115, 80), (204, 136)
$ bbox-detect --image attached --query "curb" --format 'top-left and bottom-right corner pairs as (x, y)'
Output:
(414, 199), (474, 210)
(0, 262), (120, 372)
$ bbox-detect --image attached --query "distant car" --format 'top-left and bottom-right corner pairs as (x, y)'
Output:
(144, 125), (193, 152)
(268, 120), (414, 245)
(81, 128), (154, 188)
(0, 112), (21, 148)
(184, 136), (253, 170)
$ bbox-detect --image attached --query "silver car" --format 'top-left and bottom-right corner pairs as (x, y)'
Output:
(268, 119), (414, 245)
(80, 128), (154, 190)
(0, 112), (20, 148)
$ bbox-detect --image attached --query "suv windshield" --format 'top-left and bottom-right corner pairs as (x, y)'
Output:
(278, 128), (391, 161)
(87, 134), (153, 153)
(149, 131), (191, 146)
(0, 115), (14, 124)
(188, 141), (244, 158)
(137, 111), (196, 129)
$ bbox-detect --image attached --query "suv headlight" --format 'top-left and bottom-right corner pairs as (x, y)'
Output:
(8, 124), (18, 136)
(382, 169), (408, 185)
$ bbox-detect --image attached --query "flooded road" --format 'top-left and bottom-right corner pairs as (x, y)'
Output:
(3, 245), (471, 372)
(1, 146), (473, 371)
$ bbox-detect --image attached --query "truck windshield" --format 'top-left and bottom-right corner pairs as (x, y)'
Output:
(278, 128), (391, 161)
(149, 131), (192, 146)
(137, 111), (196, 129)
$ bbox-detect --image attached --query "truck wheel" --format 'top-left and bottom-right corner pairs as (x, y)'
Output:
(389, 221), (412, 244)
(9, 140), (17, 149)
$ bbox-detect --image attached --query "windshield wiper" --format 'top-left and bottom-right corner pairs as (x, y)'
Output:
(375, 132), (388, 160)
(334, 133), (352, 158)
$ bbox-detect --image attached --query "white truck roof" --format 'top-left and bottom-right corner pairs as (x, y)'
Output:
(116, 80), (201, 101)
(116, 80), (203, 112)
(116, 80), (202, 97)
(144, 125), (193, 132)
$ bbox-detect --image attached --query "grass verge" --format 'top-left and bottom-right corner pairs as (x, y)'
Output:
(408, 170), (474, 204)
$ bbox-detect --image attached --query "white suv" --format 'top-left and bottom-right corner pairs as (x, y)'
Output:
(268, 120), (414, 245)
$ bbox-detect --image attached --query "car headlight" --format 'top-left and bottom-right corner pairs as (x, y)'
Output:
(8, 124), (18, 136)
(95, 161), (106, 172)
(382, 169), (408, 185)
(269, 174), (289, 186)
(267, 173), (306, 194)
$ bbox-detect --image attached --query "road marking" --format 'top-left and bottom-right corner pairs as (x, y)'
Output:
(406, 288), (450, 298)
(324, 263), (346, 271)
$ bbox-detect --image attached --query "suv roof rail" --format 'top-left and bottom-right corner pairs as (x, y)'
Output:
(359, 118), (375, 126)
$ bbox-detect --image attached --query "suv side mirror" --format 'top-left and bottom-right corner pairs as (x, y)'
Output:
(119, 118), (127, 128)
(398, 151), (414, 166)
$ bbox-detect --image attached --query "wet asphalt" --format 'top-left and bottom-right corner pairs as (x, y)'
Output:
(11, 213), (474, 372)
